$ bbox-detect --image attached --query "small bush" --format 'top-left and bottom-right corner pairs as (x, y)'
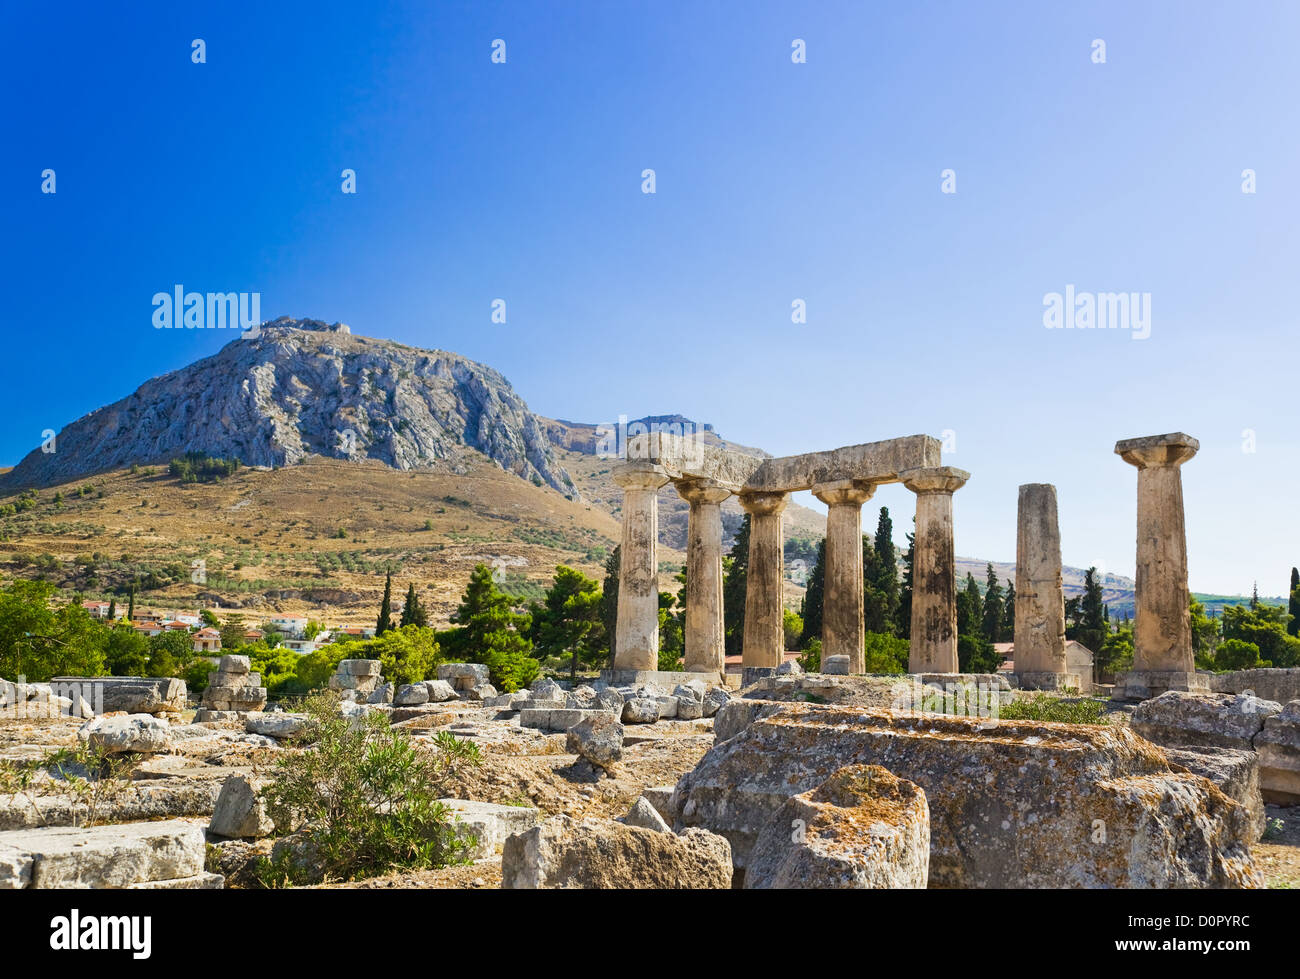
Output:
(256, 695), (480, 886)
(998, 695), (1110, 725)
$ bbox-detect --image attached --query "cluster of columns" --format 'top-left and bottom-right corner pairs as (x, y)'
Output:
(612, 461), (971, 678)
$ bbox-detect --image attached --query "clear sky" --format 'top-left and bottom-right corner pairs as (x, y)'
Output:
(3, 1), (1297, 594)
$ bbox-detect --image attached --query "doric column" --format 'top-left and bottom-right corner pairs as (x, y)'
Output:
(675, 478), (732, 677)
(740, 491), (789, 671)
(812, 479), (876, 674)
(901, 466), (969, 674)
(1014, 483), (1071, 688)
(1115, 434), (1199, 677)
(613, 464), (671, 671)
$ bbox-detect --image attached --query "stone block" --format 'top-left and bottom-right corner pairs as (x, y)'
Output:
(439, 798), (541, 860)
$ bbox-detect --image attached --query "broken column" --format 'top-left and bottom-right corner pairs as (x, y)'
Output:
(613, 464), (671, 671)
(676, 478), (731, 678)
(901, 467), (969, 674)
(200, 655), (268, 716)
(813, 480), (875, 674)
(740, 491), (789, 679)
(1113, 433), (1204, 699)
(1013, 484), (1077, 691)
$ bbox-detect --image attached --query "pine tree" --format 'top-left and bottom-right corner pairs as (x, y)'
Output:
(531, 565), (605, 681)
(1288, 567), (1300, 638)
(376, 573), (395, 636)
(722, 515), (751, 656)
(799, 537), (826, 645)
(981, 563), (1004, 642)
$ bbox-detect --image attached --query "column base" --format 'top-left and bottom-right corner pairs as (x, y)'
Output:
(1112, 670), (1210, 702)
(1015, 671), (1082, 692)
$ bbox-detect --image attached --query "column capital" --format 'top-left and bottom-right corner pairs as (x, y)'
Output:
(900, 466), (969, 495)
(674, 477), (732, 506)
(613, 463), (671, 492)
(1115, 433), (1199, 470)
(812, 478), (876, 507)
(738, 490), (789, 517)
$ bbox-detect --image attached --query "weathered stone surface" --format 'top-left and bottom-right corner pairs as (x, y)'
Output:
(670, 702), (1259, 888)
(1162, 746), (1265, 842)
(565, 713), (624, 769)
(219, 655), (250, 675)
(245, 712), (315, 740)
(55, 676), (185, 714)
(394, 683), (430, 707)
(0, 819), (205, 888)
(654, 696), (679, 719)
(439, 798), (541, 860)
(501, 816), (732, 889)
(775, 660), (803, 676)
(901, 467), (968, 674)
(624, 796), (672, 833)
(596, 687), (624, 712)
(713, 699), (783, 743)
(613, 466), (672, 671)
(1207, 668), (1300, 705)
(621, 698), (659, 724)
(823, 654), (850, 676)
(1131, 691), (1281, 750)
(338, 659), (383, 676)
(460, 683), (497, 701)
(367, 682), (395, 705)
(128, 871), (225, 889)
(676, 696), (703, 721)
(519, 708), (614, 733)
(566, 685), (599, 709)
(530, 678), (563, 699)
(677, 478), (730, 675)
(1014, 483), (1068, 679)
(740, 491), (787, 671)
(77, 714), (171, 754)
(702, 687), (730, 718)
(673, 681), (706, 703)
(746, 765), (929, 889)
(640, 785), (675, 821)
(208, 775), (274, 839)
(1256, 700), (1300, 805)
(424, 679), (458, 702)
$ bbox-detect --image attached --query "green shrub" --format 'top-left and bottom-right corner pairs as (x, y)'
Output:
(256, 695), (480, 886)
(998, 695), (1110, 725)
(486, 648), (540, 692)
(862, 632), (909, 673)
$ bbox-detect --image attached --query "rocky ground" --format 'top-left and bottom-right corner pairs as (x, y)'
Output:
(2, 681), (1297, 889)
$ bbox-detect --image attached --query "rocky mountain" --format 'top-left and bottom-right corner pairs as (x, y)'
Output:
(3, 319), (576, 496)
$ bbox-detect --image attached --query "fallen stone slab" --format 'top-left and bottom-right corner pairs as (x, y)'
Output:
(437, 663), (491, 689)
(0, 819), (206, 889)
(1206, 668), (1300, 705)
(519, 708), (615, 733)
(245, 712), (315, 740)
(1256, 700), (1300, 805)
(501, 816), (732, 889)
(621, 698), (660, 724)
(208, 775), (275, 840)
(1132, 691), (1281, 750)
(746, 764), (930, 889)
(529, 678), (564, 700)
(393, 683), (430, 707)
(0, 781), (222, 832)
(440, 798), (541, 860)
(54, 676), (186, 715)
(670, 702), (1260, 888)
(128, 871), (225, 889)
(78, 714), (171, 754)
(640, 785), (675, 821)
(338, 659), (383, 676)
(424, 679), (458, 702)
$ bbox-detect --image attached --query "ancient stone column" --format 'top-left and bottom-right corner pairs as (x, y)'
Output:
(676, 478), (732, 677)
(740, 491), (789, 674)
(1014, 483), (1073, 690)
(901, 467), (969, 674)
(613, 464), (671, 672)
(1115, 433), (1200, 696)
(813, 480), (876, 674)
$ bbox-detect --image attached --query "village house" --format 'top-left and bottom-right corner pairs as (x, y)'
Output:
(192, 627), (222, 654)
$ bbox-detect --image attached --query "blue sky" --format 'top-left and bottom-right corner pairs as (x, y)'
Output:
(3, 1), (1298, 594)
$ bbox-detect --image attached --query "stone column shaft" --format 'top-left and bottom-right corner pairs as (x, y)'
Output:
(1116, 434), (1199, 673)
(613, 465), (671, 671)
(741, 491), (789, 670)
(813, 480), (876, 674)
(901, 467), (969, 674)
(1015, 483), (1068, 677)
(676, 478), (732, 677)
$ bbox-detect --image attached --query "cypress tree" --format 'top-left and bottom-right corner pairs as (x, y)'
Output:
(376, 572), (395, 636)
(1002, 579), (1016, 640)
(981, 563), (1004, 642)
(1288, 567), (1300, 638)
(722, 515), (751, 655)
(399, 582), (427, 628)
(799, 537), (826, 646)
(600, 547), (620, 665)
(896, 531), (914, 638)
